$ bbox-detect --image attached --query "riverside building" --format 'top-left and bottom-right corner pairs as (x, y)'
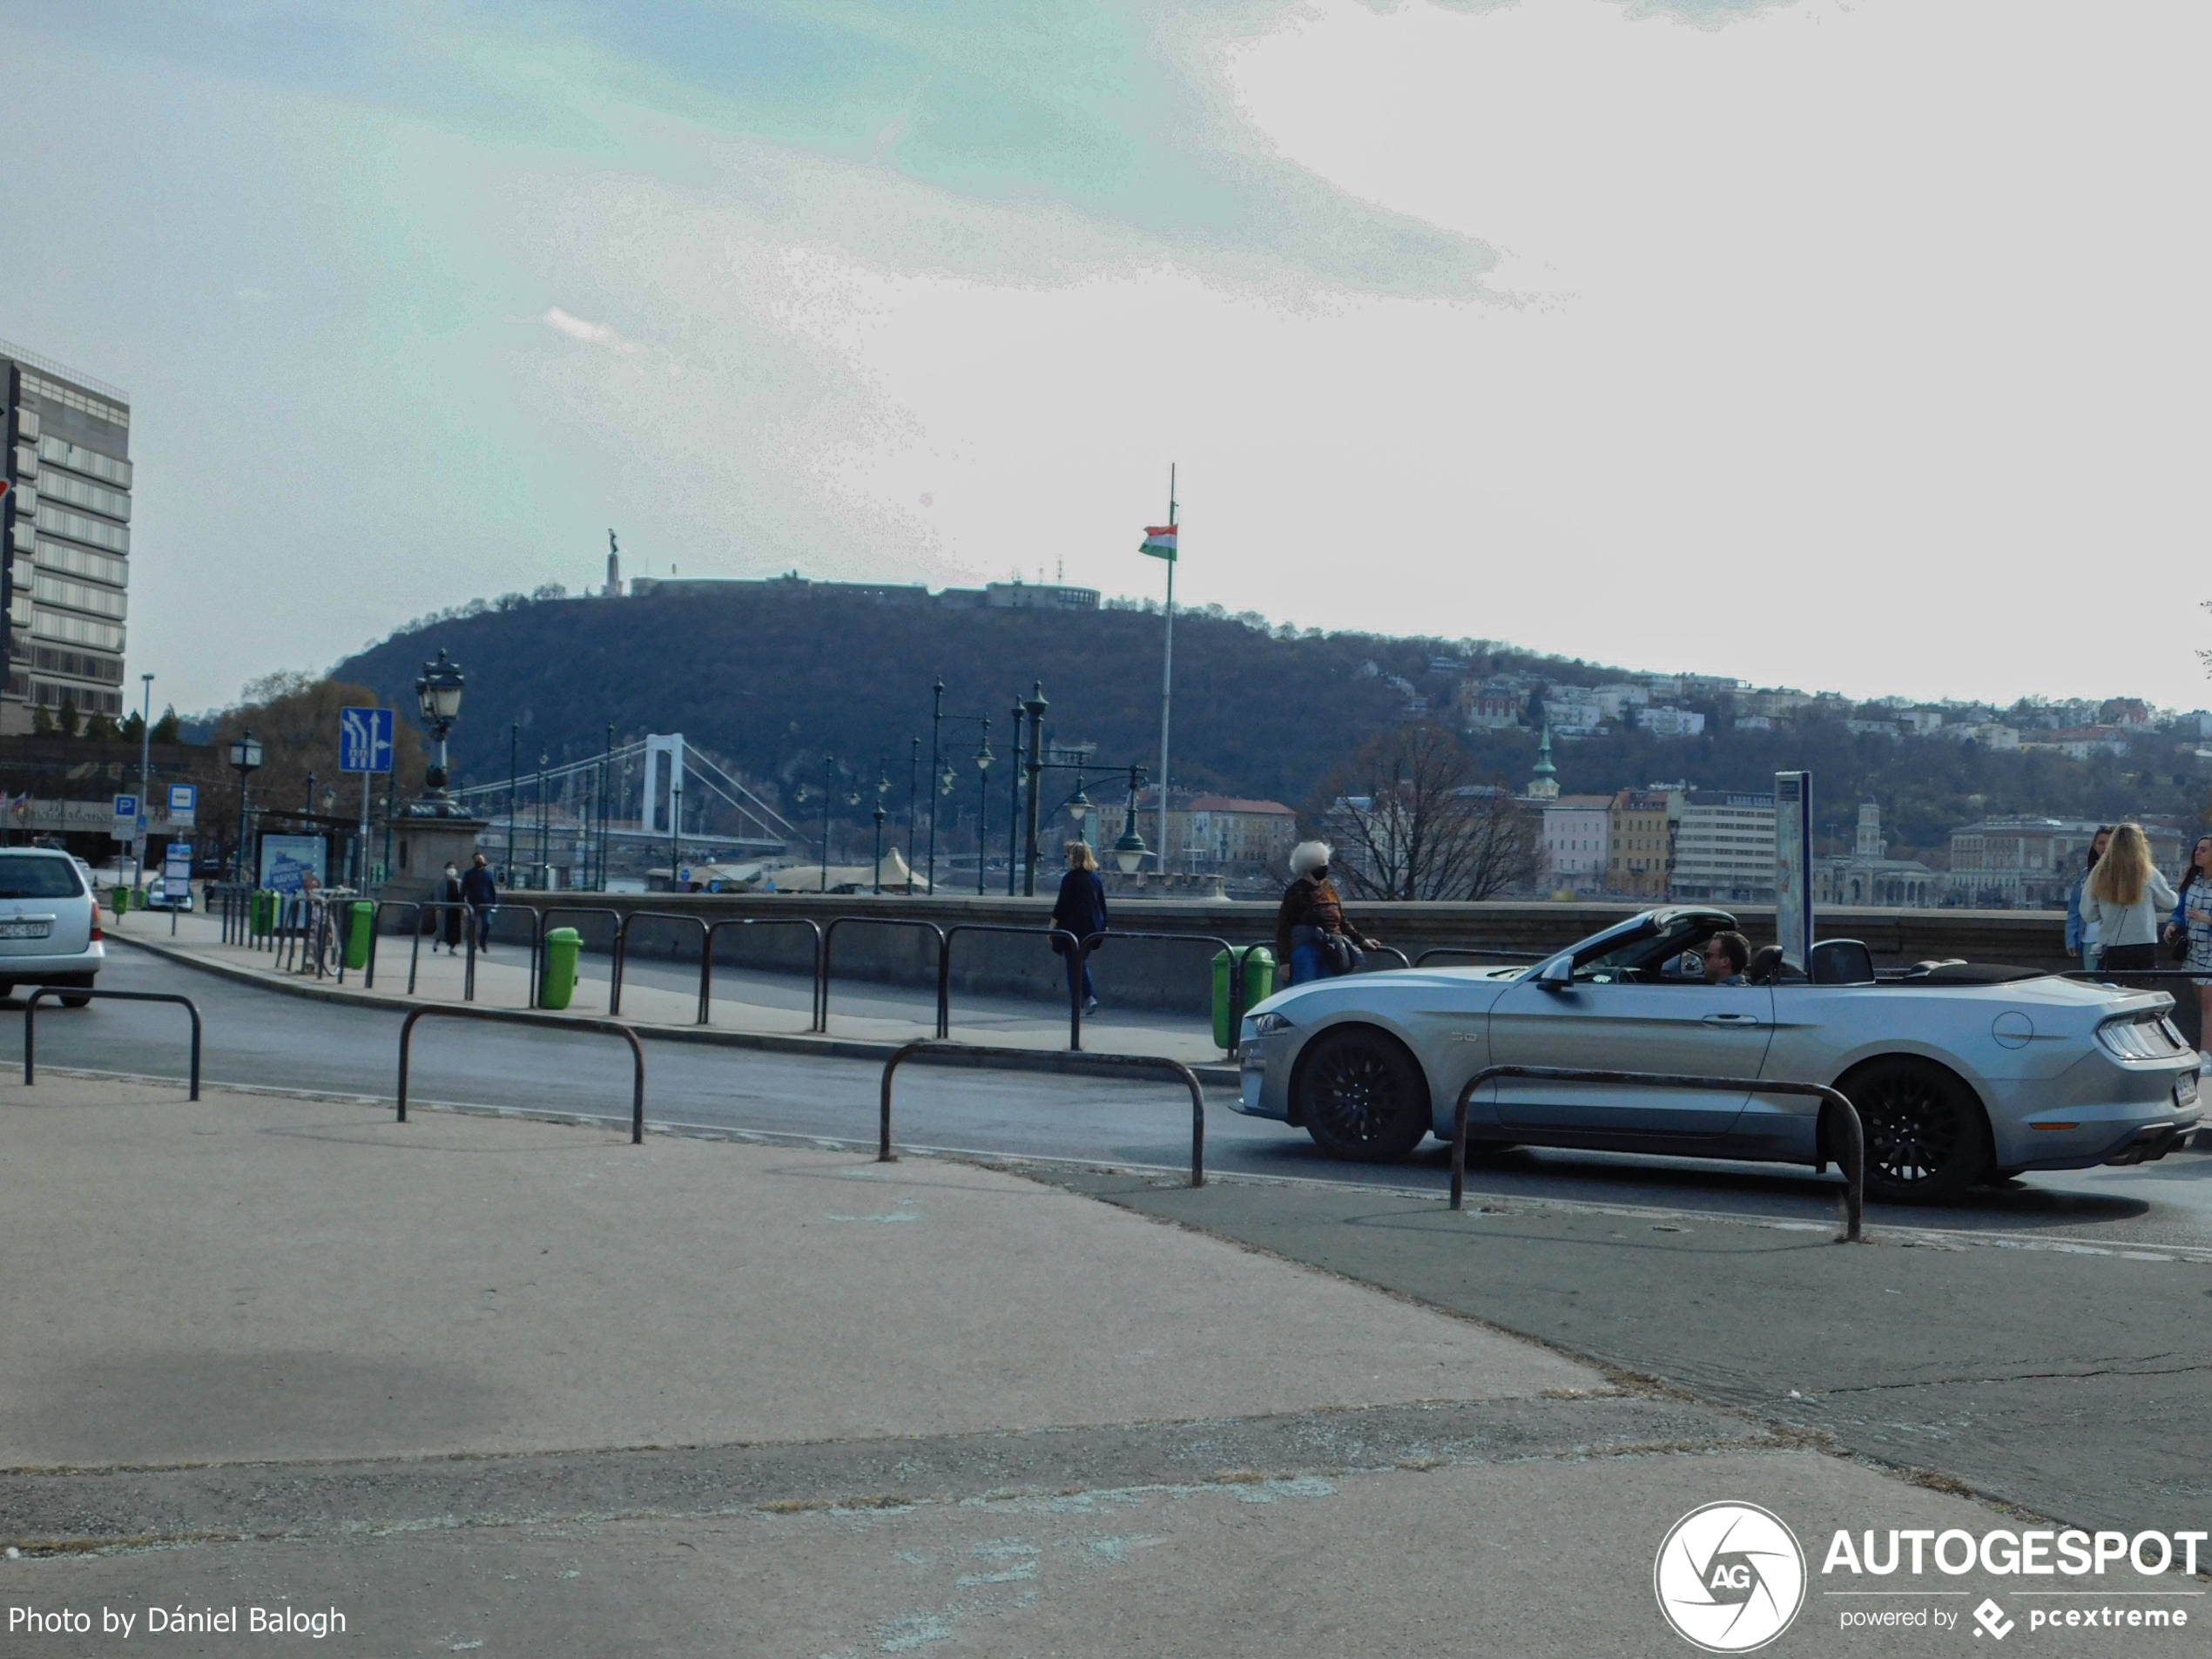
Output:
(1, 341), (130, 730)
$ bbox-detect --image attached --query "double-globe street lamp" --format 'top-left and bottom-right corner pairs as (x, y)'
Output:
(228, 729), (264, 883)
(924, 678), (992, 896)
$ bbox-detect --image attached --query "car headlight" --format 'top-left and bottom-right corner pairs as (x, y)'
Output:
(1250, 1011), (1295, 1036)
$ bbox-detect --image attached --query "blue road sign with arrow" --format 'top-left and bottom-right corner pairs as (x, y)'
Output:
(340, 706), (395, 774)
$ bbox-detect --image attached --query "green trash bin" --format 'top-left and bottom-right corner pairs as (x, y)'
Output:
(344, 900), (374, 971)
(540, 927), (583, 1010)
(1211, 945), (1277, 1051)
(111, 884), (131, 921)
(250, 889), (278, 937)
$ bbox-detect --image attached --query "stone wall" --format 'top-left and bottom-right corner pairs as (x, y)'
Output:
(476, 892), (2080, 1016)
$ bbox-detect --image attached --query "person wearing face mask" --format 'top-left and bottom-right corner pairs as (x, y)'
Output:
(1274, 841), (1381, 985)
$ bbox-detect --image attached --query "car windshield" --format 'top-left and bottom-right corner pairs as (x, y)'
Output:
(1572, 914), (1726, 983)
(0, 857), (84, 899)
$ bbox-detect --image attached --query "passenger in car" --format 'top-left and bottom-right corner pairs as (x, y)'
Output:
(1700, 931), (1750, 985)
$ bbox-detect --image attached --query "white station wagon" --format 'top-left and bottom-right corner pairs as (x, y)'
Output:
(0, 848), (103, 1005)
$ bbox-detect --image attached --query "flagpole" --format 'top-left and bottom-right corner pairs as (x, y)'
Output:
(1157, 464), (1175, 876)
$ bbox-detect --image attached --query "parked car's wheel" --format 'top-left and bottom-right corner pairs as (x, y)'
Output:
(1841, 1057), (1990, 1204)
(1297, 1026), (1431, 1162)
(50, 973), (94, 1009)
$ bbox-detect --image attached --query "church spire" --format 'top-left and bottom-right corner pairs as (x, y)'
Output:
(1527, 724), (1561, 801)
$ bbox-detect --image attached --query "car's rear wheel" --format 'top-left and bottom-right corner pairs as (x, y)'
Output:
(49, 972), (94, 1009)
(1841, 1057), (1990, 1204)
(1297, 1027), (1431, 1163)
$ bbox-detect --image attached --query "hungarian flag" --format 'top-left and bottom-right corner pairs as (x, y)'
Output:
(1140, 524), (1177, 561)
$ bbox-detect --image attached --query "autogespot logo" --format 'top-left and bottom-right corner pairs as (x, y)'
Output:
(1656, 1502), (1808, 1653)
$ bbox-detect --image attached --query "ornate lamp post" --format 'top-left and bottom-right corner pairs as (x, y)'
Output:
(1114, 763), (1150, 873)
(406, 648), (467, 817)
(228, 728), (263, 883)
(872, 761), (890, 895)
(973, 725), (994, 894)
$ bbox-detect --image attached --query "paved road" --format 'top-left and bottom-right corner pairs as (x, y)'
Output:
(26, 943), (2212, 1254)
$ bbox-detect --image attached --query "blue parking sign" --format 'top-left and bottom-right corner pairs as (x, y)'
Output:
(340, 706), (395, 774)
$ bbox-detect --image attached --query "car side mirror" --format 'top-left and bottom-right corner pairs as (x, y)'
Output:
(1535, 957), (1573, 993)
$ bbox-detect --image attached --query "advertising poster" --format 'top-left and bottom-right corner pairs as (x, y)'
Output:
(257, 834), (327, 894)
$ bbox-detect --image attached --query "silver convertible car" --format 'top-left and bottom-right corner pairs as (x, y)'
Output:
(1234, 907), (2202, 1204)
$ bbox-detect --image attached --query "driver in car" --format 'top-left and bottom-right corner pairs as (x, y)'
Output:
(1700, 930), (1751, 985)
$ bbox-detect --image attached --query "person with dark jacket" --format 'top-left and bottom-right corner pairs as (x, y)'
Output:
(1049, 840), (1107, 1013)
(1275, 841), (1379, 985)
(460, 852), (498, 953)
(434, 862), (464, 953)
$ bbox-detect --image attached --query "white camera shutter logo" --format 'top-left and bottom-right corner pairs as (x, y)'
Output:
(1654, 1501), (1806, 1653)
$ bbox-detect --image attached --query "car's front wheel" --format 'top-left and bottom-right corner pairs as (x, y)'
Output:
(1841, 1057), (1991, 1204)
(1297, 1026), (1431, 1163)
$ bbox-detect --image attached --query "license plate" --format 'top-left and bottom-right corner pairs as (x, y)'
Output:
(2177, 1073), (2199, 1109)
(0, 921), (51, 940)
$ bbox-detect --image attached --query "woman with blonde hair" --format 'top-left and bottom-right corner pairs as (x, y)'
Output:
(1049, 840), (1107, 1013)
(2081, 822), (2177, 973)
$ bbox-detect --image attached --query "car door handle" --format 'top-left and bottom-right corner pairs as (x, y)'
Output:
(1702, 1013), (1764, 1026)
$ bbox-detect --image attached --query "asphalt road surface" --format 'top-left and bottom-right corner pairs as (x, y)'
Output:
(19, 942), (2212, 1255)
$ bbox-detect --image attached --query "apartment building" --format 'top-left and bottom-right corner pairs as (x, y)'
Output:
(1669, 792), (1777, 904)
(1, 341), (130, 729)
(1540, 793), (1612, 894)
(1608, 787), (1682, 899)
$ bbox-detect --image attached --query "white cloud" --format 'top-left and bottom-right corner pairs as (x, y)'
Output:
(542, 307), (621, 345)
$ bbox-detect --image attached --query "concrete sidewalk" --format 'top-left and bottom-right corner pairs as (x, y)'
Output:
(118, 911), (1238, 1078)
(0, 1075), (2022, 1656)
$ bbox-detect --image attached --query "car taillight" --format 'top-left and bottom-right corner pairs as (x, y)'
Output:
(90, 919), (101, 941)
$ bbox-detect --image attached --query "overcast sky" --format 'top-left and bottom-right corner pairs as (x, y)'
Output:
(12, 0), (2210, 717)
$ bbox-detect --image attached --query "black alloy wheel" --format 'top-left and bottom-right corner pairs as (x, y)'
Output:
(1298, 1027), (1431, 1163)
(1844, 1057), (1991, 1204)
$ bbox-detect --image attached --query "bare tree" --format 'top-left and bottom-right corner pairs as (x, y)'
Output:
(1312, 722), (1538, 900)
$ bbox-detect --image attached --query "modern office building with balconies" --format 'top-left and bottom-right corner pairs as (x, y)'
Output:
(0, 341), (130, 730)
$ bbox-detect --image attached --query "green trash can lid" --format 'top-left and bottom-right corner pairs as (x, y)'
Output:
(545, 927), (583, 942)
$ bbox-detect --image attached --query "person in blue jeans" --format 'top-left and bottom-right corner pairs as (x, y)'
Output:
(2064, 826), (2111, 970)
(1049, 840), (1107, 1013)
(460, 853), (499, 953)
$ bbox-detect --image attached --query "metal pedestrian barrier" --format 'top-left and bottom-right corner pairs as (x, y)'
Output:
(24, 986), (203, 1100)
(1447, 1063), (1865, 1242)
(610, 911), (710, 1020)
(1075, 929), (1242, 1055)
(877, 1038), (1205, 1187)
(704, 916), (826, 1033)
(941, 923), (1082, 1046)
(822, 916), (948, 1032)
(395, 1004), (648, 1143)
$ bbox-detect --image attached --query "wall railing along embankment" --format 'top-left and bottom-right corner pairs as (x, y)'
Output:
(432, 893), (2077, 1018)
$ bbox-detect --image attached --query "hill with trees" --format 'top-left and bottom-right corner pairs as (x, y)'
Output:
(296, 582), (2210, 861)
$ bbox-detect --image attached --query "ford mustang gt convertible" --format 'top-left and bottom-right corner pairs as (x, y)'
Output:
(1234, 907), (2201, 1204)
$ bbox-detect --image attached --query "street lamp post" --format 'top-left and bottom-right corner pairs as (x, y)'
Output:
(873, 761), (891, 894)
(669, 785), (682, 888)
(973, 724), (994, 895)
(1006, 702), (1026, 897)
(1021, 681), (1048, 896)
(134, 672), (152, 894)
(405, 649), (467, 817)
(228, 729), (264, 884)
(507, 722), (518, 884)
(536, 754), (549, 889)
(905, 736), (920, 892)
(927, 678), (945, 894)
(1114, 764), (1150, 873)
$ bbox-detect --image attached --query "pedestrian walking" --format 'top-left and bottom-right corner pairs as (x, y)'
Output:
(2163, 834), (2212, 1061)
(2080, 822), (2176, 974)
(1274, 841), (1380, 986)
(1049, 840), (1107, 1015)
(2065, 826), (2113, 970)
(435, 861), (463, 953)
(462, 852), (498, 954)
